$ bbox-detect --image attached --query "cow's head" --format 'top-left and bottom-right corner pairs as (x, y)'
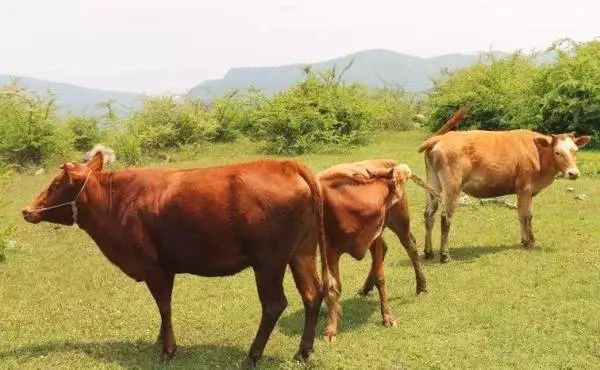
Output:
(535, 133), (591, 179)
(22, 152), (104, 225)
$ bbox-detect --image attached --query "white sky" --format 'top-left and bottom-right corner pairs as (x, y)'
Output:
(1, 0), (599, 94)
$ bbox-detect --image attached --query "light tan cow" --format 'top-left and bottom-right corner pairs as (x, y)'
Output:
(317, 160), (427, 342)
(419, 121), (591, 262)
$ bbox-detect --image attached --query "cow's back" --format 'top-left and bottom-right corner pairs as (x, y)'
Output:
(424, 130), (544, 197)
(319, 160), (396, 258)
(143, 161), (317, 276)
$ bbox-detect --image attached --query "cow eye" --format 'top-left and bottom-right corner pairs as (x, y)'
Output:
(555, 151), (561, 156)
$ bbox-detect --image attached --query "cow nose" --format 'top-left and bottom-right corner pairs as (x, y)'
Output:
(22, 208), (29, 216)
(567, 169), (580, 179)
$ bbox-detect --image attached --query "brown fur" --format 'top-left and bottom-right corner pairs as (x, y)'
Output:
(23, 153), (331, 365)
(420, 129), (591, 262)
(317, 160), (427, 341)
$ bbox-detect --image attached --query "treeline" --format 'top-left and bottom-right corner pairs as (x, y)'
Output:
(0, 67), (416, 167)
(426, 39), (600, 146)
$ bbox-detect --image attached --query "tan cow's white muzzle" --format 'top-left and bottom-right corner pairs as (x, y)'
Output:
(566, 168), (580, 180)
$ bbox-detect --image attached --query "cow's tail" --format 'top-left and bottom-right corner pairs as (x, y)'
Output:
(295, 163), (338, 308)
(418, 106), (469, 153)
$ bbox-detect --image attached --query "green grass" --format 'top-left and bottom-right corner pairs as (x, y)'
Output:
(1, 130), (599, 369)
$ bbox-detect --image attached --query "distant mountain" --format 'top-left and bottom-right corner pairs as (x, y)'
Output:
(187, 49), (507, 99)
(0, 75), (144, 115)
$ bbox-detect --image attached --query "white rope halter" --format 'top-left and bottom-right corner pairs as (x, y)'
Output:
(30, 170), (92, 224)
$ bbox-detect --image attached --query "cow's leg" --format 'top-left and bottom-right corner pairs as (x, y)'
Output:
(145, 269), (176, 361)
(289, 245), (322, 361)
(357, 240), (388, 296)
(323, 249), (342, 342)
(246, 265), (288, 366)
(424, 159), (441, 260)
(439, 178), (460, 263)
(517, 191), (535, 249)
(368, 237), (397, 327)
(388, 198), (427, 293)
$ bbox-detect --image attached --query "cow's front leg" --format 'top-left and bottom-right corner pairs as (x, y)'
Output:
(517, 191), (535, 249)
(146, 269), (176, 361)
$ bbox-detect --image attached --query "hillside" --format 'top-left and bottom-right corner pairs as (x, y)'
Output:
(0, 75), (143, 115)
(187, 49), (505, 99)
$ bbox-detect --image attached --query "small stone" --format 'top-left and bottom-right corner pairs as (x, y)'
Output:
(34, 168), (45, 176)
(566, 187), (575, 193)
(458, 194), (471, 206)
(574, 194), (588, 201)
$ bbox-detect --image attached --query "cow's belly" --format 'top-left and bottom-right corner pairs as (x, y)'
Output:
(156, 231), (251, 276)
(462, 172), (516, 198)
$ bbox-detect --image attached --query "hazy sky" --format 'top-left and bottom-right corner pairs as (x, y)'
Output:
(1, 0), (598, 94)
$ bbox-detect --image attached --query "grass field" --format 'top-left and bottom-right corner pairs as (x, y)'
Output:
(1, 130), (599, 369)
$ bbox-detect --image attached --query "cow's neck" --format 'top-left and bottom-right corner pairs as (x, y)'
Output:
(75, 171), (126, 247)
(534, 145), (560, 189)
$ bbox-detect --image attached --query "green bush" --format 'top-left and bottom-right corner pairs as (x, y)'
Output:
(64, 115), (101, 151)
(252, 69), (371, 154)
(426, 53), (540, 132)
(368, 88), (416, 130)
(535, 41), (600, 146)
(0, 83), (65, 166)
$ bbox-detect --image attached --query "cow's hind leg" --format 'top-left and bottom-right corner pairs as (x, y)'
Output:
(289, 244), (323, 361)
(439, 177), (460, 263)
(323, 250), (342, 342)
(246, 265), (288, 366)
(388, 198), (427, 293)
(424, 158), (441, 260)
(145, 268), (176, 361)
(357, 240), (388, 296)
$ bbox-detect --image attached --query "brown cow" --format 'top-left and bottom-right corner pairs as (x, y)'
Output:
(22, 153), (333, 366)
(419, 126), (591, 262)
(317, 160), (427, 342)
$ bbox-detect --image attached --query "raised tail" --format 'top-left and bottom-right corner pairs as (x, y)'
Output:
(294, 162), (337, 304)
(433, 106), (469, 136)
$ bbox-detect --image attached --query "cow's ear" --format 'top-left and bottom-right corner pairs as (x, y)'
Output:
(574, 135), (591, 148)
(87, 152), (104, 172)
(60, 162), (76, 184)
(535, 136), (552, 148)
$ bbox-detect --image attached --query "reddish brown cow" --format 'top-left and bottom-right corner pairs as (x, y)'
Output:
(317, 160), (427, 342)
(419, 122), (591, 262)
(22, 153), (333, 366)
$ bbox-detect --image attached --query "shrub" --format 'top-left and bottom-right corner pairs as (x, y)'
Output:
(535, 40), (600, 146)
(252, 68), (371, 154)
(64, 115), (101, 151)
(426, 53), (540, 132)
(0, 83), (64, 166)
(368, 88), (416, 130)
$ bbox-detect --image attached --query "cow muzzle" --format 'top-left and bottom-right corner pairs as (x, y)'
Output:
(22, 208), (42, 224)
(566, 168), (580, 180)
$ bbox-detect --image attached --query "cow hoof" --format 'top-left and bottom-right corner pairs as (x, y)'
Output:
(323, 332), (337, 343)
(356, 288), (373, 297)
(293, 348), (312, 362)
(440, 254), (452, 263)
(416, 285), (428, 294)
(240, 356), (258, 369)
(521, 240), (535, 250)
(158, 348), (176, 362)
(424, 251), (434, 260)
(382, 315), (397, 327)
